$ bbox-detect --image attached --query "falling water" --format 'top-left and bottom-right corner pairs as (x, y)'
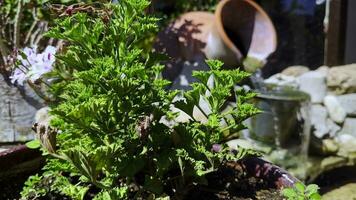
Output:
(248, 68), (312, 179)
(250, 69), (267, 92)
(270, 102), (282, 149)
(298, 101), (312, 163)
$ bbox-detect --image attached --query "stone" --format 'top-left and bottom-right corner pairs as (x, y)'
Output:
(335, 134), (356, 157)
(336, 94), (356, 116)
(324, 95), (347, 123)
(310, 104), (341, 138)
(338, 118), (356, 137)
(326, 119), (341, 137)
(316, 65), (329, 77)
(321, 139), (339, 154)
(0, 76), (42, 142)
(170, 61), (209, 90)
(297, 71), (327, 103)
(320, 156), (348, 172)
(310, 104), (329, 138)
(281, 65), (310, 77)
(0, 148), (8, 153)
(336, 134), (356, 144)
(264, 73), (298, 88)
(323, 183), (356, 200)
(327, 64), (356, 94)
(35, 107), (51, 124)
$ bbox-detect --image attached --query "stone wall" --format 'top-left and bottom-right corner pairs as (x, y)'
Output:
(0, 75), (43, 142)
(265, 64), (356, 156)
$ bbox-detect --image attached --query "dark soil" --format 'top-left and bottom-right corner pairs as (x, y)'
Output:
(184, 165), (283, 200)
(0, 171), (38, 200)
(313, 166), (356, 195)
(0, 167), (283, 200)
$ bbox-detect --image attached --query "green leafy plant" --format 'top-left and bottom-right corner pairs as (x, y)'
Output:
(282, 183), (321, 200)
(21, 0), (259, 199)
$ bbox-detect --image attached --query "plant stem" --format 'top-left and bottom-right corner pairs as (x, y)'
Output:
(24, 8), (39, 44)
(14, 0), (23, 48)
(0, 35), (10, 68)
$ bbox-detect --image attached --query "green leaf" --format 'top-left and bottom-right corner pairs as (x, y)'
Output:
(295, 182), (305, 194)
(178, 156), (184, 177)
(26, 140), (41, 149)
(309, 193), (322, 200)
(306, 184), (320, 195)
(282, 188), (297, 199)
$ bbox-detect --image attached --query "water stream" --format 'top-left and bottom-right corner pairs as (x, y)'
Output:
(249, 69), (312, 179)
(250, 69), (267, 93)
(299, 101), (312, 163)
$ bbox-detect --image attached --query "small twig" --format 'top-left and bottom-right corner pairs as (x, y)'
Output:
(48, 38), (54, 46)
(30, 24), (42, 46)
(14, 0), (23, 48)
(0, 35), (10, 67)
(56, 39), (64, 50)
(24, 8), (39, 44)
(34, 23), (48, 46)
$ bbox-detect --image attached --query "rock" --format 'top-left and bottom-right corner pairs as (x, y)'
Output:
(297, 71), (327, 103)
(281, 65), (310, 77)
(170, 61), (209, 90)
(0, 76), (42, 142)
(0, 148), (8, 153)
(310, 104), (341, 138)
(336, 134), (356, 144)
(323, 183), (356, 200)
(335, 134), (356, 157)
(264, 73), (298, 88)
(327, 64), (356, 94)
(336, 94), (356, 116)
(316, 66), (329, 76)
(320, 156), (348, 172)
(227, 139), (254, 150)
(35, 107), (51, 124)
(324, 95), (347, 123)
(321, 139), (339, 154)
(326, 119), (341, 137)
(310, 104), (329, 138)
(338, 118), (356, 137)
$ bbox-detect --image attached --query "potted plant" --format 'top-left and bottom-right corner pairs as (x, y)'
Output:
(18, 1), (303, 199)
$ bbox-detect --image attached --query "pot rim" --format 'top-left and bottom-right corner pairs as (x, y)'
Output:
(215, 0), (277, 62)
(0, 144), (42, 179)
(255, 89), (311, 102)
(0, 146), (298, 193)
(229, 157), (299, 189)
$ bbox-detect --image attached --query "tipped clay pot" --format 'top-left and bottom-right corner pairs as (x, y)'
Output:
(155, 0), (277, 72)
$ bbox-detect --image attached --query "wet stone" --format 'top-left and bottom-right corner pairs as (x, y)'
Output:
(310, 104), (328, 138)
(336, 94), (356, 117)
(323, 95), (346, 124)
(281, 65), (310, 77)
(322, 183), (356, 200)
(297, 71), (327, 103)
(338, 118), (356, 137)
(0, 76), (41, 142)
(327, 64), (356, 95)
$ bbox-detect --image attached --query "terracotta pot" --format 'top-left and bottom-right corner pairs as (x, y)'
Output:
(186, 157), (299, 199)
(0, 145), (43, 180)
(155, 0), (277, 72)
(0, 145), (298, 198)
(231, 157), (299, 189)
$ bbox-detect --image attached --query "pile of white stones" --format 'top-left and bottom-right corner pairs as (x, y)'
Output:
(265, 64), (356, 152)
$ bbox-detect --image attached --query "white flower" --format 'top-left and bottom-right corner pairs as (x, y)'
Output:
(10, 45), (57, 85)
(17, 46), (37, 67)
(10, 68), (27, 85)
